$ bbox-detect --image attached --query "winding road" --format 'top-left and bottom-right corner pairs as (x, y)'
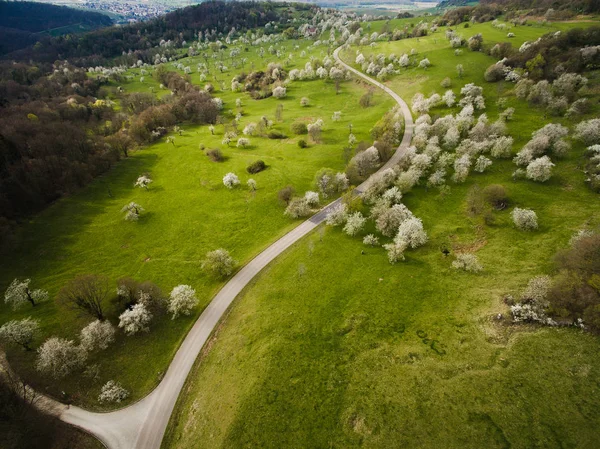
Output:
(51, 46), (414, 449)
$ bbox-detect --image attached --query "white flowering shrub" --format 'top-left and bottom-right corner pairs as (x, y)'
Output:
(419, 58), (431, 69)
(512, 207), (538, 231)
(510, 303), (556, 325)
(521, 275), (552, 302)
(452, 253), (483, 272)
(383, 240), (408, 264)
(300, 97), (309, 107)
(332, 111), (342, 122)
(237, 137), (250, 148)
(36, 337), (87, 379)
(376, 204), (414, 237)
(80, 320), (115, 351)
(474, 156), (492, 173)
(98, 380), (129, 403)
(243, 123), (257, 136)
(119, 303), (152, 335)
(574, 118), (600, 146)
(223, 172), (240, 189)
(201, 249), (235, 278)
(363, 234), (380, 246)
(396, 217), (428, 248)
(452, 154), (471, 183)
(526, 156), (554, 182)
(570, 229), (593, 246)
(343, 212), (366, 236)
(284, 198), (312, 219)
(168, 284), (199, 318)
(272, 86), (287, 98)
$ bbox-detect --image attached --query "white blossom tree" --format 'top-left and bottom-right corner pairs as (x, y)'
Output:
(363, 234), (380, 246)
(452, 253), (483, 272)
(119, 303), (152, 335)
(574, 118), (600, 146)
(80, 320), (116, 351)
(243, 123), (257, 136)
(526, 156), (554, 182)
(396, 217), (428, 248)
(36, 337), (87, 378)
(134, 175), (152, 190)
(0, 317), (40, 350)
(343, 212), (366, 236)
(201, 249), (235, 278)
(284, 198), (312, 218)
(325, 203), (348, 226)
(474, 156), (492, 173)
(512, 207), (538, 231)
(300, 97), (310, 107)
(98, 380), (129, 403)
(223, 172), (240, 189)
(237, 137), (250, 148)
(4, 279), (48, 309)
(273, 86), (287, 98)
(383, 240), (408, 264)
(121, 202), (144, 221)
(376, 204), (414, 237)
(304, 191), (320, 207)
(168, 285), (199, 319)
(332, 111), (342, 122)
(247, 178), (257, 191)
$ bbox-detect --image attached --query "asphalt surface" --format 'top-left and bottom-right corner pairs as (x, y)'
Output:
(52, 45), (415, 449)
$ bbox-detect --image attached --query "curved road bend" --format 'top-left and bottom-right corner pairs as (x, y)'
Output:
(53, 45), (414, 449)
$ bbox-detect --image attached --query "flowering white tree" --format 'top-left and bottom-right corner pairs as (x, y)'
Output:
(304, 191), (320, 207)
(474, 156), (492, 173)
(452, 253), (483, 272)
(134, 175), (152, 190)
(526, 156), (554, 182)
(121, 202), (144, 221)
(512, 207), (538, 230)
(168, 285), (199, 319)
(491, 136), (513, 158)
(243, 123), (257, 136)
(376, 204), (414, 237)
(201, 249), (235, 278)
(442, 90), (456, 107)
(383, 239), (408, 264)
(36, 337), (87, 378)
(418, 58), (431, 69)
(0, 317), (40, 350)
(4, 278), (48, 309)
(521, 275), (552, 302)
(284, 198), (312, 218)
(237, 137), (250, 148)
(332, 111), (342, 122)
(363, 234), (380, 246)
(452, 154), (471, 183)
(98, 380), (129, 403)
(223, 172), (240, 189)
(80, 320), (116, 351)
(247, 178), (257, 191)
(325, 203), (348, 226)
(396, 217), (428, 248)
(343, 212), (366, 236)
(300, 97), (309, 107)
(119, 303), (152, 335)
(574, 118), (600, 146)
(350, 146), (380, 177)
(272, 86), (287, 98)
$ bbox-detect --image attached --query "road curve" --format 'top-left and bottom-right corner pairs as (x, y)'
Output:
(54, 45), (414, 449)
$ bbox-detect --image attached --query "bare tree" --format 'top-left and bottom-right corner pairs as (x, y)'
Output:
(57, 275), (110, 320)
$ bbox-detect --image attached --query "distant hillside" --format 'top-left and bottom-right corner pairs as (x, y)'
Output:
(5, 1), (313, 65)
(479, 0), (600, 14)
(0, 1), (112, 55)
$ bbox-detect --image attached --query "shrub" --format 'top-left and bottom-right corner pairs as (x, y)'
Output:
(526, 156), (554, 182)
(118, 303), (152, 335)
(300, 97), (309, 107)
(207, 149), (224, 162)
(36, 337), (87, 379)
(452, 253), (483, 272)
(325, 204), (349, 226)
(512, 207), (538, 231)
(343, 212), (366, 236)
(291, 122), (308, 135)
(440, 77), (452, 88)
(278, 185), (295, 205)
(201, 250), (235, 279)
(298, 139), (308, 148)
(284, 198), (312, 218)
(223, 172), (240, 189)
(237, 137), (250, 148)
(268, 130), (287, 139)
(483, 184), (508, 209)
(247, 160), (267, 174)
(484, 63), (505, 82)
(359, 90), (374, 108)
(98, 380), (129, 403)
(272, 86), (287, 98)
(363, 234), (380, 246)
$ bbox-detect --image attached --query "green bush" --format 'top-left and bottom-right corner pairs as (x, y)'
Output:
(290, 122), (308, 135)
(298, 139), (307, 148)
(267, 130), (287, 139)
(247, 160), (267, 174)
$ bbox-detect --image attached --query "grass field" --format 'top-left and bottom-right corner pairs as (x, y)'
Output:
(163, 18), (600, 449)
(0, 41), (393, 408)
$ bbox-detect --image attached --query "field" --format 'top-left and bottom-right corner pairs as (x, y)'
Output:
(0, 38), (393, 408)
(163, 18), (600, 449)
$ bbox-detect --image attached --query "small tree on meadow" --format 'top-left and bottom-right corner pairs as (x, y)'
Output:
(201, 249), (235, 278)
(526, 156), (554, 182)
(118, 303), (152, 335)
(36, 337), (87, 379)
(223, 172), (240, 189)
(4, 279), (48, 309)
(57, 275), (109, 320)
(273, 86), (287, 98)
(343, 212), (366, 236)
(284, 198), (312, 218)
(168, 285), (199, 318)
(121, 202), (144, 221)
(512, 207), (538, 231)
(0, 318), (40, 351)
(80, 319), (116, 351)
(134, 175), (152, 190)
(98, 380), (129, 403)
(452, 253), (483, 272)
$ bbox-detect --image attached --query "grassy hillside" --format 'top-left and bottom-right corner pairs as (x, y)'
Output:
(163, 18), (600, 449)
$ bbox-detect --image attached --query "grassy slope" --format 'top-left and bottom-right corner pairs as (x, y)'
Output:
(163, 19), (600, 449)
(0, 39), (393, 408)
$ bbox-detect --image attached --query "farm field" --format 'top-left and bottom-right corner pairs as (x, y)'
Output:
(163, 18), (600, 449)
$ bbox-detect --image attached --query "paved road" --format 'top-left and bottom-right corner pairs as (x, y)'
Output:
(53, 45), (415, 449)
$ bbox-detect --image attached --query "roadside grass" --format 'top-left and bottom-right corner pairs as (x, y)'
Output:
(0, 67), (392, 408)
(163, 19), (600, 449)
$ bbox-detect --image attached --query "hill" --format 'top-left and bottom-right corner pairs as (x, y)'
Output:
(0, 1), (113, 55)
